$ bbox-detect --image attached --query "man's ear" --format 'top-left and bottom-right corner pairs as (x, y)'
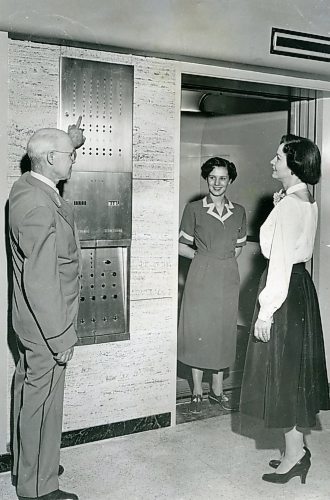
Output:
(47, 151), (54, 165)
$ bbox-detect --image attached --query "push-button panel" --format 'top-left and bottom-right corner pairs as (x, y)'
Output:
(77, 248), (96, 340)
(94, 247), (127, 335)
(76, 246), (129, 344)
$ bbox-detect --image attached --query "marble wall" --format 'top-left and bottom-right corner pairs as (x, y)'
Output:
(6, 39), (179, 439)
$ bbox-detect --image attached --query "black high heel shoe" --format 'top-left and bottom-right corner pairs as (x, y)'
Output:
(208, 389), (233, 411)
(262, 448), (311, 484)
(190, 394), (202, 413)
(269, 446), (310, 469)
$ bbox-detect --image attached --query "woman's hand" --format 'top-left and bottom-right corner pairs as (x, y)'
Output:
(254, 318), (272, 343)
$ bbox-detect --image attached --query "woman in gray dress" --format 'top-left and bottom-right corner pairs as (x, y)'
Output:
(178, 157), (246, 413)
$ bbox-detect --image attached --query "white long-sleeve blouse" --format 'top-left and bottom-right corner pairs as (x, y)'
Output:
(258, 183), (318, 322)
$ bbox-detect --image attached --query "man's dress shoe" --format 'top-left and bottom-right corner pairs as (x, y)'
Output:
(12, 466), (64, 487)
(18, 489), (78, 500)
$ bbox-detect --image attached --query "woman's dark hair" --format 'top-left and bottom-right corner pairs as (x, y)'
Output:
(280, 134), (321, 185)
(201, 157), (237, 182)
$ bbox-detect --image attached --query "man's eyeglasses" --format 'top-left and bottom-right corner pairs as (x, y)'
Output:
(52, 150), (77, 162)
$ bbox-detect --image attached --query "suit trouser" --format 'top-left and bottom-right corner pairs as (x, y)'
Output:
(12, 336), (66, 498)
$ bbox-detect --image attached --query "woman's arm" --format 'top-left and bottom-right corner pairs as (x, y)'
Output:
(178, 203), (195, 258)
(235, 246), (243, 258)
(255, 198), (301, 341)
(179, 242), (195, 260)
(235, 207), (246, 259)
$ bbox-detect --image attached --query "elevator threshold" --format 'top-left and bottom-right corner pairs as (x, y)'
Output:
(176, 387), (240, 424)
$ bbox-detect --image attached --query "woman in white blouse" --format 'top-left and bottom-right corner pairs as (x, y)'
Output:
(240, 135), (329, 485)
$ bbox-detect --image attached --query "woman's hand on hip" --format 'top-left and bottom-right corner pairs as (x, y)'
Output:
(254, 318), (272, 342)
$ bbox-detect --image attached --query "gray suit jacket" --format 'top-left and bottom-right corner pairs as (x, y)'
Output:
(9, 172), (81, 353)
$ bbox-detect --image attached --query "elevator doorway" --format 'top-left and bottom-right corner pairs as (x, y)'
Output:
(176, 74), (320, 418)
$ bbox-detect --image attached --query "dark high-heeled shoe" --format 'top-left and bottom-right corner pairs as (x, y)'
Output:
(190, 394), (202, 413)
(269, 446), (310, 469)
(208, 389), (233, 411)
(262, 448), (311, 484)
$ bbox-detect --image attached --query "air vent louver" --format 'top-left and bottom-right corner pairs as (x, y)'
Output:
(271, 28), (330, 62)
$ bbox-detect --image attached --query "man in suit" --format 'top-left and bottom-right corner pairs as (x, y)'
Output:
(9, 122), (85, 500)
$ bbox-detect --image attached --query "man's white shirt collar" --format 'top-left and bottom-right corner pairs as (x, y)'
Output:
(30, 171), (59, 194)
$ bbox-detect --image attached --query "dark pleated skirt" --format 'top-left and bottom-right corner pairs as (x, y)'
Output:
(240, 263), (330, 428)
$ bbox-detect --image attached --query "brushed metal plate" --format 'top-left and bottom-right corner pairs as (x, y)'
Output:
(60, 57), (133, 173)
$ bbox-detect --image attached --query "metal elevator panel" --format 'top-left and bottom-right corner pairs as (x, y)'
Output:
(64, 171), (132, 242)
(94, 247), (127, 337)
(61, 57), (133, 172)
(60, 56), (133, 345)
(77, 248), (96, 340)
(77, 247), (128, 344)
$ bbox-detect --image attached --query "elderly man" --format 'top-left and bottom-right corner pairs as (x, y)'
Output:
(9, 121), (85, 500)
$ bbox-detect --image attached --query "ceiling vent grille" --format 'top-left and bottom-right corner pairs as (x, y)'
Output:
(271, 28), (330, 62)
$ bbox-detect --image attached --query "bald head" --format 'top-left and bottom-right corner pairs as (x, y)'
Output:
(27, 128), (74, 171)
(27, 128), (76, 183)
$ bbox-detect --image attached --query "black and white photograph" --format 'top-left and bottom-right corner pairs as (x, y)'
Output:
(0, 1), (329, 499)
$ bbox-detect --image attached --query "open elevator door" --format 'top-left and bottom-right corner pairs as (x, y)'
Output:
(176, 74), (320, 405)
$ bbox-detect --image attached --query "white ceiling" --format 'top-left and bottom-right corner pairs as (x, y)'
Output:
(1, 0), (330, 76)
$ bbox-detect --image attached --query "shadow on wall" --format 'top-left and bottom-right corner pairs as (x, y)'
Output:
(20, 154), (31, 174)
(248, 194), (274, 241)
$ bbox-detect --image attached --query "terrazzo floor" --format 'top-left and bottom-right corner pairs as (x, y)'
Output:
(0, 410), (329, 500)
